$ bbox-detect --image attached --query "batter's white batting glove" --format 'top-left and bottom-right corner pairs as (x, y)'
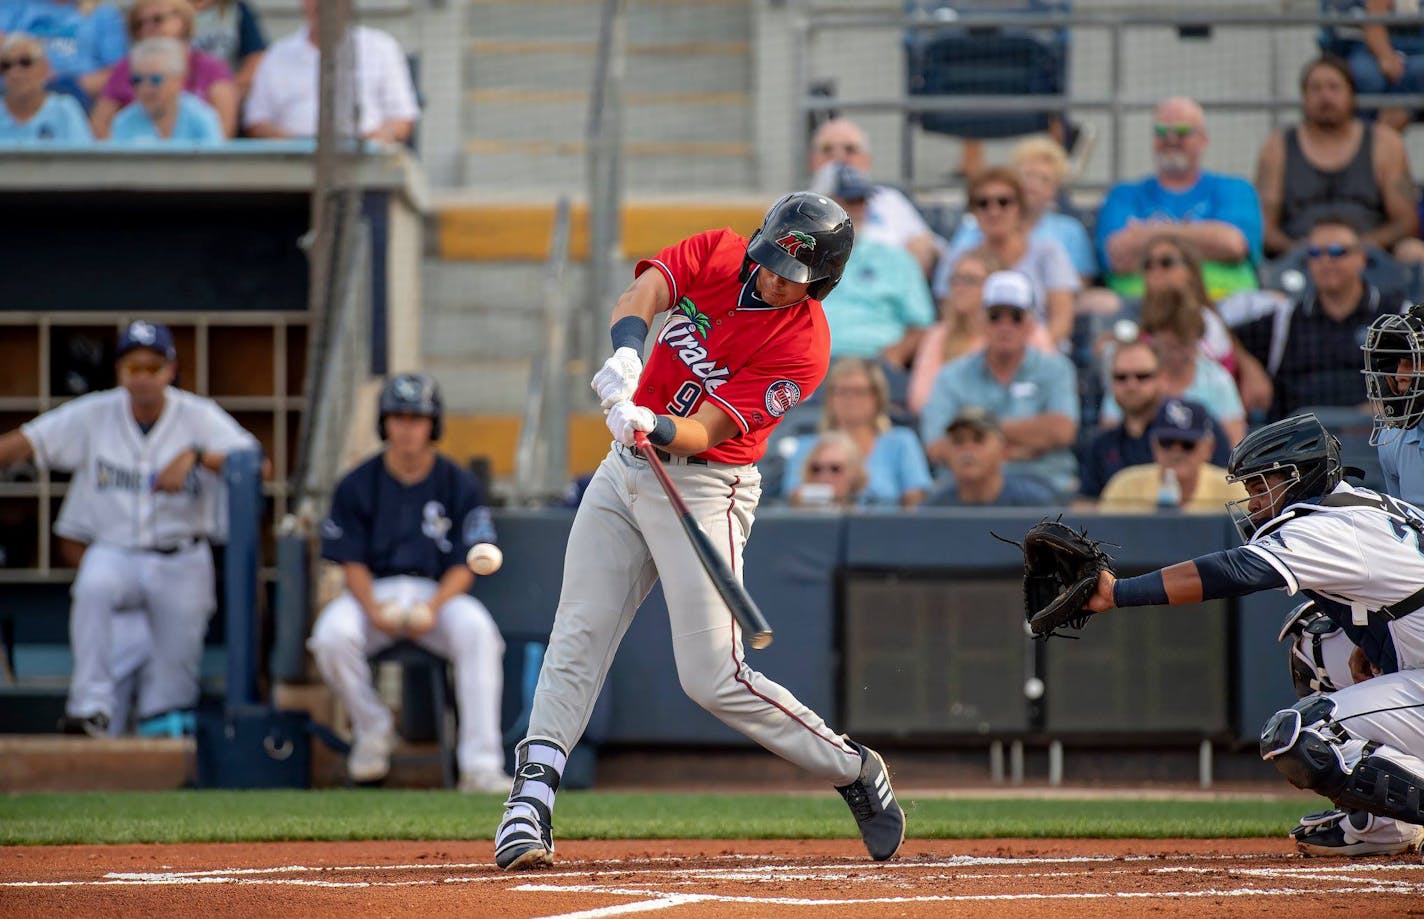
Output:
(591, 347), (643, 409)
(606, 400), (656, 446)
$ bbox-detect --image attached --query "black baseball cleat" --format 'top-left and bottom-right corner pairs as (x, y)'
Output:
(494, 798), (555, 870)
(57, 713), (109, 738)
(836, 739), (906, 861)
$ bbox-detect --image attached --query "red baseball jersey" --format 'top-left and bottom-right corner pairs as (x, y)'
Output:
(633, 228), (831, 466)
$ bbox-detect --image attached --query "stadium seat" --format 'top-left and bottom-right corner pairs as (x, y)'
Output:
(367, 640), (457, 788)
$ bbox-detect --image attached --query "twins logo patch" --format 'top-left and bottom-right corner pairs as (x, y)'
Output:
(764, 379), (801, 417)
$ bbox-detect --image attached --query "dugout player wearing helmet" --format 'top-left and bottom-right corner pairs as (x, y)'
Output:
(494, 192), (906, 871)
(0, 320), (258, 737)
(308, 373), (510, 793)
(1080, 413), (1424, 853)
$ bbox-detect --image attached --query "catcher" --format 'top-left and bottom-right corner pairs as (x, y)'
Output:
(1018, 413), (1424, 851)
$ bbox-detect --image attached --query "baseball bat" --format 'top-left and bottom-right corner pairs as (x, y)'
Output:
(633, 432), (774, 650)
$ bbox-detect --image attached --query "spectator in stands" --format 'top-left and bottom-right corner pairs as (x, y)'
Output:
(787, 431), (868, 509)
(1235, 215), (1407, 420)
(0, 0), (127, 104)
(922, 407), (1056, 508)
(808, 117), (938, 273)
(90, 0), (236, 139)
(1100, 287), (1247, 446)
(933, 166), (1078, 346)
(1078, 339), (1231, 501)
(1098, 397), (1246, 512)
(947, 137), (1098, 282)
(909, 252), (990, 415)
(1096, 96), (1263, 300)
(189, 0), (265, 102)
(309, 374), (511, 793)
(821, 164), (937, 368)
(107, 38), (223, 144)
(0, 34), (92, 141)
(920, 270), (1079, 496)
(1137, 233), (1274, 413)
(1349, 0), (1424, 134)
(243, 0), (419, 143)
(1256, 55), (1424, 265)
(781, 358), (933, 509)
(0, 320), (257, 738)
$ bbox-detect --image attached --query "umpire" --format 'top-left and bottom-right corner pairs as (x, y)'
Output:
(307, 373), (510, 792)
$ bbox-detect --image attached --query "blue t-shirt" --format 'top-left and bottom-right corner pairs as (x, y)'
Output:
(321, 453), (496, 581)
(0, 0), (127, 80)
(920, 349), (1080, 495)
(109, 92), (223, 144)
(781, 426), (934, 507)
(1094, 171), (1263, 298)
(0, 92), (91, 142)
(1378, 425), (1424, 506)
(821, 238), (937, 359)
(948, 210), (1098, 280)
(922, 474), (1059, 508)
(1098, 355), (1245, 428)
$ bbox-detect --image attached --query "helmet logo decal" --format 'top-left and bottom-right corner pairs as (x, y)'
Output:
(764, 379), (802, 417)
(776, 231), (817, 258)
(674, 297), (712, 338)
(394, 377), (422, 400)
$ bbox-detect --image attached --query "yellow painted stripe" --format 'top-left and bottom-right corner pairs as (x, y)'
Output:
(469, 39), (748, 55)
(437, 200), (766, 262)
(467, 88), (748, 106)
(442, 412), (612, 479)
(463, 138), (751, 157)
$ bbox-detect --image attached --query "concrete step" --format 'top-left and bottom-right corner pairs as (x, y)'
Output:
(459, 146), (756, 193)
(422, 306), (544, 361)
(465, 96), (751, 146)
(464, 42), (751, 94)
(423, 354), (538, 414)
(466, 0), (751, 45)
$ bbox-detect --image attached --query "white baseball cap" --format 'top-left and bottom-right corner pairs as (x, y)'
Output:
(981, 270), (1034, 312)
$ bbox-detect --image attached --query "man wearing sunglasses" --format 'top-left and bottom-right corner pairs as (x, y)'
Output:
(1095, 96), (1263, 301)
(0, 34), (93, 142)
(919, 270), (1079, 497)
(108, 36), (222, 144)
(1234, 215), (1407, 420)
(1098, 397), (1245, 512)
(1256, 56), (1424, 266)
(922, 407), (1056, 508)
(808, 117), (939, 274)
(0, 320), (258, 738)
(1078, 340), (1232, 501)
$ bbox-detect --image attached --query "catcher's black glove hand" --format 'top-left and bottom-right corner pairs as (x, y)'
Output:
(993, 517), (1115, 639)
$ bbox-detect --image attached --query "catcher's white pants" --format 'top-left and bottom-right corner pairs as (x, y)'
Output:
(526, 445), (862, 785)
(308, 576), (505, 776)
(67, 542), (214, 721)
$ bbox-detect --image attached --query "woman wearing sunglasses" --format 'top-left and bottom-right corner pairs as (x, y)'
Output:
(932, 166), (1079, 347)
(0, 34), (94, 142)
(782, 358), (932, 509)
(89, 0), (236, 138)
(107, 37), (223, 144)
(788, 431), (870, 510)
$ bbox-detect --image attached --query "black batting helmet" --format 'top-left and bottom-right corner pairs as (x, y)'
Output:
(378, 372), (443, 441)
(741, 192), (855, 300)
(1224, 413), (1343, 540)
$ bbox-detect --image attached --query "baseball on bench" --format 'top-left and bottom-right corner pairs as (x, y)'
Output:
(467, 542), (503, 576)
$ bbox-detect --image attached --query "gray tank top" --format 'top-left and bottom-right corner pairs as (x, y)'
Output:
(1281, 125), (1384, 240)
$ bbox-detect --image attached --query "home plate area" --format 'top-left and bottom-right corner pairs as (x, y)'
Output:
(3, 839), (1423, 918)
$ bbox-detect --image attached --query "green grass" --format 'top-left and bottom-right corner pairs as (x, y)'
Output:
(0, 790), (1316, 846)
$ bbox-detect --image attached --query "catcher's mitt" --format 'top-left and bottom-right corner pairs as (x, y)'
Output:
(993, 517), (1115, 638)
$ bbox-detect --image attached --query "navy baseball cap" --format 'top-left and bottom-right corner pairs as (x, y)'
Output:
(1149, 398), (1210, 443)
(117, 320), (177, 361)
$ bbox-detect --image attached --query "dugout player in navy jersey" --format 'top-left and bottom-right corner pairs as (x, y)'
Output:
(308, 374), (511, 792)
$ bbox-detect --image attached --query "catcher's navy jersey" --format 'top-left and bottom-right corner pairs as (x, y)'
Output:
(321, 454), (495, 580)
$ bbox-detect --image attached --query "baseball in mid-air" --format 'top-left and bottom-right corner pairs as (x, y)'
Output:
(467, 542), (503, 576)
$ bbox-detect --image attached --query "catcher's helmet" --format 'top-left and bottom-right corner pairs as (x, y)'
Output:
(741, 192), (855, 300)
(1361, 306), (1424, 445)
(1224, 413), (1343, 540)
(378, 372), (443, 441)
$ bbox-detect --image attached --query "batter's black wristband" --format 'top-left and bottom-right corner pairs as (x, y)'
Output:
(647, 415), (676, 447)
(610, 316), (649, 354)
(1112, 571), (1167, 608)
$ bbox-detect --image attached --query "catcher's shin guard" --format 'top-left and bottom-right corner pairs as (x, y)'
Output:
(1333, 754), (1424, 826)
(495, 737), (566, 870)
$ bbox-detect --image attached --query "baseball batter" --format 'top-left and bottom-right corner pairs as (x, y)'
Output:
(0, 320), (258, 735)
(1083, 414), (1424, 843)
(495, 193), (906, 870)
(308, 373), (510, 793)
